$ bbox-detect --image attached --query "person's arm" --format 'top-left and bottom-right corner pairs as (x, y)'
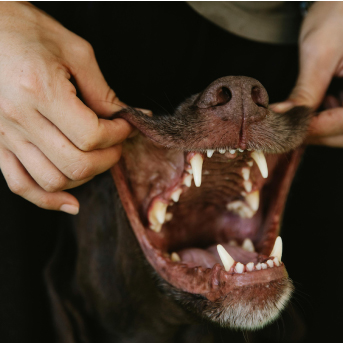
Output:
(272, 2), (343, 147)
(0, 2), (135, 214)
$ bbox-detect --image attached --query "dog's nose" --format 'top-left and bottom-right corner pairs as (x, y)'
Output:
(195, 76), (269, 123)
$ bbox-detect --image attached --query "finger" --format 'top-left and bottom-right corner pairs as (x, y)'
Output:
(21, 111), (124, 181)
(37, 78), (134, 151)
(0, 148), (79, 214)
(64, 40), (125, 117)
(306, 134), (343, 147)
(307, 107), (343, 137)
(13, 140), (93, 192)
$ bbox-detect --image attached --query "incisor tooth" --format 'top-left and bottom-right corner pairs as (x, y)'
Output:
(242, 238), (255, 252)
(171, 252), (181, 262)
(171, 189), (182, 202)
(251, 151), (268, 178)
(235, 262), (244, 273)
(273, 257), (280, 266)
(242, 167), (250, 181)
(246, 190), (259, 211)
(261, 263), (268, 270)
(183, 174), (192, 187)
(267, 260), (274, 268)
(229, 149), (236, 154)
(207, 149), (215, 158)
(217, 244), (235, 271)
(190, 153), (203, 187)
(255, 263), (262, 270)
(269, 236), (282, 261)
(219, 148), (226, 154)
(238, 148), (244, 152)
(246, 262), (254, 271)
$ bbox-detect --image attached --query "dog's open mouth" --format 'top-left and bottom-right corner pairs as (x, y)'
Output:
(111, 76), (311, 329)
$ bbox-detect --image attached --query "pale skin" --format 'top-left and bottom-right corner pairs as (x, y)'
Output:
(1, 2), (342, 214)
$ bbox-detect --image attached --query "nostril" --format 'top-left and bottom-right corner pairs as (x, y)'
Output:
(215, 87), (232, 106)
(251, 86), (267, 108)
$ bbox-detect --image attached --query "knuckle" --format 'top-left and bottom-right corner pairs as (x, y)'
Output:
(0, 97), (19, 123)
(41, 174), (67, 193)
(68, 158), (95, 181)
(72, 38), (95, 61)
(7, 178), (27, 196)
(36, 195), (55, 210)
(74, 133), (99, 152)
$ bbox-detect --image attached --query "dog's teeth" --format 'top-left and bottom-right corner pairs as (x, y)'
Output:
(219, 148), (226, 154)
(261, 263), (268, 270)
(238, 148), (244, 152)
(243, 180), (252, 193)
(273, 257), (280, 266)
(229, 240), (238, 246)
(207, 149), (215, 158)
(235, 262), (244, 273)
(267, 260), (274, 268)
(255, 263), (262, 270)
(165, 213), (173, 222)
(241, 167), (250, 181)
(246, 262), (254, 271)
(190, 153), (203, 187)
(242, 238), (255, 252)
(183, 174), (193, 187)
(247, 160), (253, 167)
(171, 252), (181, 262)
(227, 201), (254, 218)
(171, 189), (182, 202)
(217, 244), (235, 272)
(269, 236), (282, 262)
(251, 151), (268, 178)
(229, 149), (236, 154)
(246, 190), (259, 211)
(149, 200), (168, 232)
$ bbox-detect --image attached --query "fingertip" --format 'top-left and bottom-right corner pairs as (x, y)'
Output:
(270, 101), (295, 113)
(60, 203), (79, 215)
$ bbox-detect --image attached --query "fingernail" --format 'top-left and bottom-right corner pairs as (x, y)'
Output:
(60, 204), (79, 215)
(270, 101), (294, 113)
(136, 108), (153, 117)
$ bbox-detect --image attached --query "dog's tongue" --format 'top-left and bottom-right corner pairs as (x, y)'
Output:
(178, 244), (259, 269)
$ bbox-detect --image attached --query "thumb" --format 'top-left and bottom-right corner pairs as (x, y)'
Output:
(70, 47), (126, 117)
(273, 44), (335, 112)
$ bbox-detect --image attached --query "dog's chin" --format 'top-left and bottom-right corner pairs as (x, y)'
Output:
(111, 131), (303, 330)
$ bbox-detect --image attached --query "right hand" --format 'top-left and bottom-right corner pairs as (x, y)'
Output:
(0, 2), (134, 214)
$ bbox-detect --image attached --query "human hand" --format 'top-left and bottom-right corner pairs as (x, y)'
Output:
(0, 2), (135, 214)
(272, 2), (343, 147)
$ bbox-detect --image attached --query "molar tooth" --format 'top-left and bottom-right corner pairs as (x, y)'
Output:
(273, 257), (280, 266)
(242, 238), (255, 252)
(183, 174), (193, 187)
(165, 213), (173, 222)
(243, 180), (252, 193)
(261, 263), (268, 270)
(171, 252), (181, 262)
(226, 201), (254, 218)
(219, 148), (226, 154)
(171, 189), (182, 202)
(246, 262), (254, 271)
(235, 262), (244, 273)
(267, 260), (274, 268)
(149, 200), (168, 232)
(241, 167), (250, 181)
(246, 190), (259, 212)
(217, 244), (235, 272)
(269, 236), (282, 262)
(255, 263), (262, 270)
(190, 153), (203, 187)
(229, 149), (236, 154)
(251, 151), (268, 178)
(207, 149), (215, 158)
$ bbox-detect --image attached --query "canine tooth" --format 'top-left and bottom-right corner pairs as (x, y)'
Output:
(243, 180), (252, 193)
(229, 149), (236, 154)
(255, 263), (262, 270)
(242, 238), (255, 252)
(217, 244), (235, 272)
(246, 262), (254, 271)
(261, 263), (268, 270)
(171, 252), (181, 262)
(246, 190), (259, 211)
(219, 148), (226, 154)
(269, 236), (282, 262)
(241, 167), (250, 181)
(273, 257), (280, 266)
(183, 174), (192, 187)
(267, 260), (274, 268)
(207, 149), (215, 158)
(251, 151), (268, 178)
(238, 148), (244, 152)
(235, 262), (244, 273)
(171, 189), (182, 202)
(165, 213), (173, 221)
(190, 153), (203, 187)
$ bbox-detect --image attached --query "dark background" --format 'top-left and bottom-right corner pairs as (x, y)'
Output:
(0, 2), (342, 342)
